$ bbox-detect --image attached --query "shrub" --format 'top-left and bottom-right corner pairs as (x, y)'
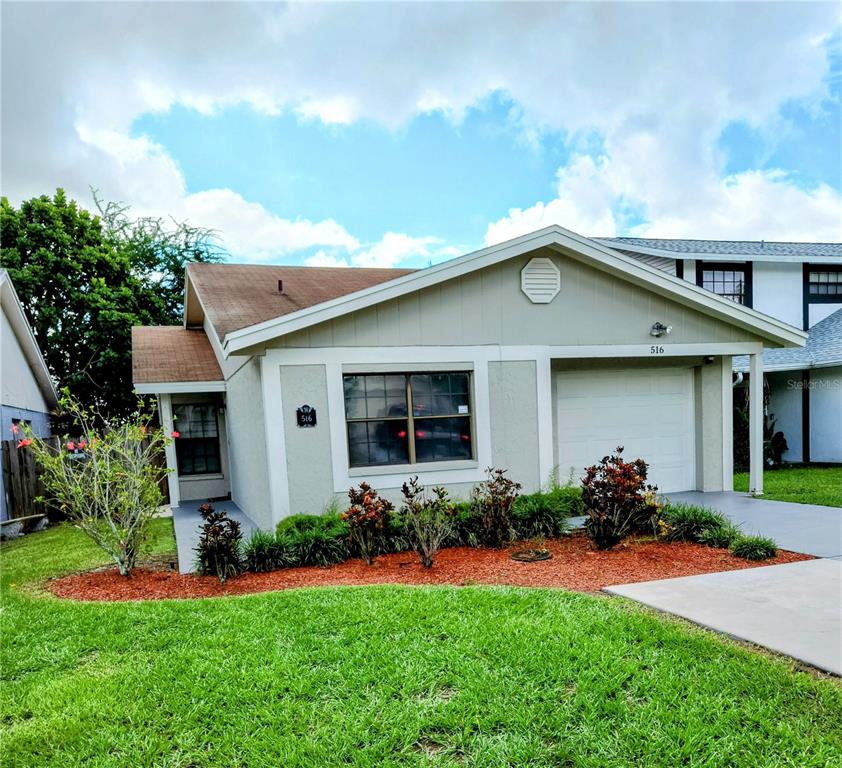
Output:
(512, 486), (581, 539)
(18, 393), (169, 577)
(400, 477), (456, 568)
(698, 521), (741, 548)
(195, 504), (243, 582)
(242, 530), (290, 572)
(341, 483), (394, 565)
(581, 447), (658, 550)
(730, 535), (777, 561)
(659, 504), (729, 542)
(471, 468), (522, 548)
(277, 514), (349, 567)
(447, 501), (483, 547)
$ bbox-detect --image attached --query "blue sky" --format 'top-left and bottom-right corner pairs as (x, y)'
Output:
(3, 2), (841, 267)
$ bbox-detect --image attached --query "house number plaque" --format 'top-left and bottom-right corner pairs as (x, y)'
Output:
(296, 405), (317, 428)
(295, 405), (316, 427)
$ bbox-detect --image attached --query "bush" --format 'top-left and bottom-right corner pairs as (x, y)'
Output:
(659, 503), (727, 542)
(341, 483), (394, 565)
(400, 477), (456, 568)
(242, 530), (290, 572)
(195, 504), (243, 582)
(512, 486), (581, 539)
(19, 393), (169, 576)
(471, 468), (522, 548)
(447, 501), (483, 547)
(581, 447), (658, 550)
(698, 521), (741, 548)
(730, 535), (777, 561)
(277, 514), (349, 567)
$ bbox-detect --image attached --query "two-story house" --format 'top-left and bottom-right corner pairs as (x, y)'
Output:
(597, 239), (842, 464)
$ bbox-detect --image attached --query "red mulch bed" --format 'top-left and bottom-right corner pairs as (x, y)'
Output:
(48, 534), (812, 602)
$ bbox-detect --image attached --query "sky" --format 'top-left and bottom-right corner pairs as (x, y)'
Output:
(1, 1), (840, 269)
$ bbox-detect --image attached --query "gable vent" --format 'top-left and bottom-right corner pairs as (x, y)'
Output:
(521, 257), (561, 304)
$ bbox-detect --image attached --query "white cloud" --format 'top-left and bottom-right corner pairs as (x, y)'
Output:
(305, 232), (452, 270)
(1, 1), (839, 261)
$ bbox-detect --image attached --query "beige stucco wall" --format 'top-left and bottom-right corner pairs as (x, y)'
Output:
(280, 364), (336, 516)
(225, 358), (272, 529)
(1, 303), (50, 413)
(269, 248), (764, 350)
(693, 356), (730, 492)
(488, 360), (541, 492)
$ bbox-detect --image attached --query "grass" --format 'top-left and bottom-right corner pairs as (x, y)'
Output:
(1, 524), (841, 767)
(734, 466), (842, 507)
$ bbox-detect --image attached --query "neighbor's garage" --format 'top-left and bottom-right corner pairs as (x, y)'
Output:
(554, 367), (696, 493)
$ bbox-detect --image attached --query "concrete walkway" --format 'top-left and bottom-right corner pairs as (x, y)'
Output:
(666, 491), (842, 558)
(606, 559), (842, 675)
(173, 501), (258, 574)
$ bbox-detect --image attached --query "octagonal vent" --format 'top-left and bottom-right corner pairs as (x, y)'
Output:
(521, 257), (561, 304)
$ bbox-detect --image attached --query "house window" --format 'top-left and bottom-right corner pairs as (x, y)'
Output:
(173, 404), (221, 475)
(807, 270), (842, 296)
(696, 261), (752, 306)
(343, 372), (473, 467)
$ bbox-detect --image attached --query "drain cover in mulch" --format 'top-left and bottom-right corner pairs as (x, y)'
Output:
(510, 548), (552, 562)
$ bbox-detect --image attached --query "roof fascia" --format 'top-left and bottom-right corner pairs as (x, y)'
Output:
(222, 226), (807, 355)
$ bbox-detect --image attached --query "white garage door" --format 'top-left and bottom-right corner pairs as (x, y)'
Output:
(556, 367), (695, 493)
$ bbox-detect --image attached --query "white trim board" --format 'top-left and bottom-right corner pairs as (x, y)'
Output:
(136, 381), (225, 394)
(223, 226), (807, 355)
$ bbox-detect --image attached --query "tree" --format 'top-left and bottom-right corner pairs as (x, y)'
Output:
(17, 393), (170, 576)
(0, 189), (222, 417)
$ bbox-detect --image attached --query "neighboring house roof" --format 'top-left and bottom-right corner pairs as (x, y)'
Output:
(187, 263), (416, 340)
(222, 225), (807, 355)
(0, 269), (59, 409)
(132, 326), (224, 386)
(734, 309), (842, 373)
(595, 237), (842, 264)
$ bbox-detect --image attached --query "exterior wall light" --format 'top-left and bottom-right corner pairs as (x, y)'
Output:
(650, 322), (672, 337)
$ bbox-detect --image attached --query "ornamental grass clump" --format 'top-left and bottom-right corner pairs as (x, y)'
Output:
(581, 447), (659, 550)
(730, 534), (777, 561)
(17, 393), (169, 576)
(400, 476), (456, 568)
(342, 482), (394, 565)
(195, 503), (243, 582)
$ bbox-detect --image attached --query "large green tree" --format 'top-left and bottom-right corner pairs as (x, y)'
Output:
(0, 189), (222, 417)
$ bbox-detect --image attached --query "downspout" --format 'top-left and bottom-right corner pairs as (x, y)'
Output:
(732, 372), (743, 387)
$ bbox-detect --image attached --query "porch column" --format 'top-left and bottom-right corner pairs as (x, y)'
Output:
(721, 355), (734, 491)
(158, 393), (180, 508)
(748, 352), (764, 495)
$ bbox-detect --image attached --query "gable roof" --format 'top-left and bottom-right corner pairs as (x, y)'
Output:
(222, 225), (808, 356)
(734, 309), (842, 373)
(186, 263), (415, 340)
(0, 269), (59, 408)
(595, 237), (842, 263)
(132, 326), (223, 387)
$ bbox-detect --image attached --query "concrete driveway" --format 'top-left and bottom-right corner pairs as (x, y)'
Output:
(606, 559), (842, 675)
(607, 492), (842, 673)
(667, 491), (842, 558)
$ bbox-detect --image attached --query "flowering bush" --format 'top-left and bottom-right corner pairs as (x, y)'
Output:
(581, 447), (658, 550)
(341, 482), (394, 565)
(471, 468), (522, 548)
(195, 503), (243, 582)
(17, 393), (169, 576)
(400, 476), (455, 568)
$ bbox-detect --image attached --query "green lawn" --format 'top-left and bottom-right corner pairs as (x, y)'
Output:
(734, 466), (842, 507)
(1, 524), (841, 767)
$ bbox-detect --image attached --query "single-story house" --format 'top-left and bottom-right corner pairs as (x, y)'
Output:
(132, 226), (806, 532)
(1, 269), (58, 521)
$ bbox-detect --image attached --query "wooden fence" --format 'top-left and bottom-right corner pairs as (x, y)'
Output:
(1, 436), (59, 520)
(1, 437), (169, 521)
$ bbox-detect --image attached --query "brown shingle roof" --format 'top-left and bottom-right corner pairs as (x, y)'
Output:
(187, 263), (416, 339)
(132, 327), (223, 384)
